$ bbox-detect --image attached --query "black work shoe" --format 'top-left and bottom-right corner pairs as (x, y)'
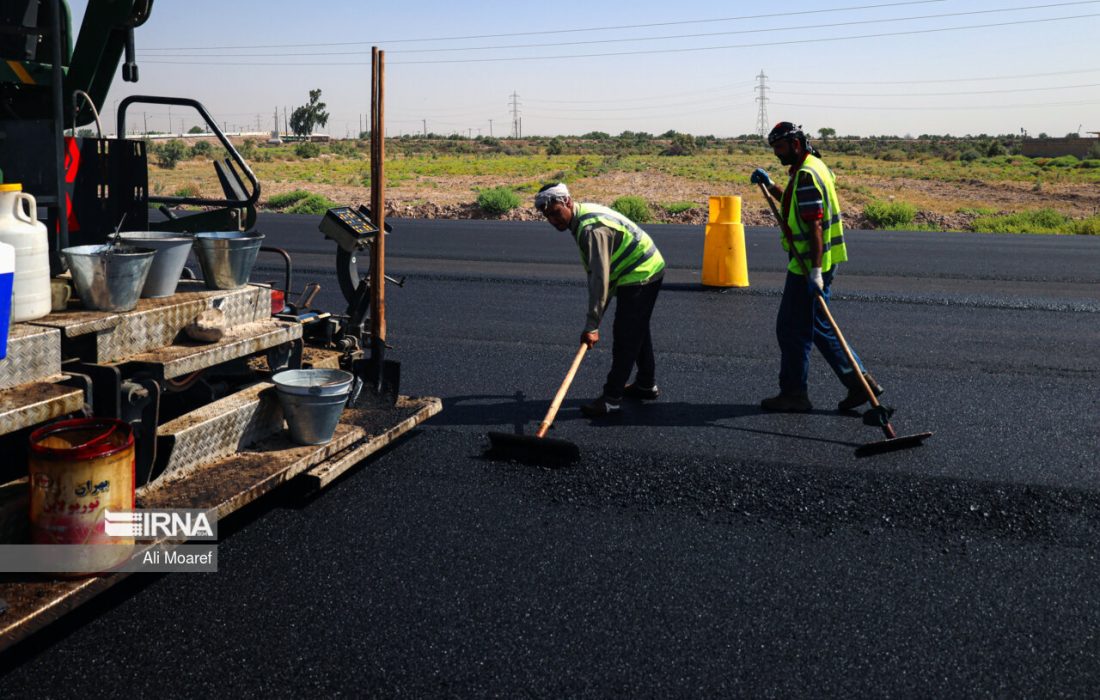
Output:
(760, 392), (813, 413)
(623, 383), (660, 401)
(581, 396), (622, 418)
(837, 372), (884, 411)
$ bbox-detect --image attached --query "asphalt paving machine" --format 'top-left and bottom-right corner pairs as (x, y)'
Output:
(0, 0), (438, 650)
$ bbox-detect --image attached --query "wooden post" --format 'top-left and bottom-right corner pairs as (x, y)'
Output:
(370, 48), (386, 346)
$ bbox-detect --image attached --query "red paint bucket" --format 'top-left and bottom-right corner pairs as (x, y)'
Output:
(28, 418), (135, 573)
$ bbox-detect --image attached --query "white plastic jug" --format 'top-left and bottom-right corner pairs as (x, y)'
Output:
(0, 183), (51, 322)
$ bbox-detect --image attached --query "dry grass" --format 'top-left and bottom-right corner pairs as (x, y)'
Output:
(150, 146), (1100, 230)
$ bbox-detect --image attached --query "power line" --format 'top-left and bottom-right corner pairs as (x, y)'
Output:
(773, 82), (1100, 98)
(140, 0), (949, 51)
(138, 13), (1100, 66)
(774, 67), (1100, 85)
(769, 98), (1100, 111)
(524, 81), (756, 106)
(388, 13), (1100, 65)
(142, 2), (1100, 58)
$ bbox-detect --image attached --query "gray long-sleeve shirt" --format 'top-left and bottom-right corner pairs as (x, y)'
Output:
(575, 219), (618, 333)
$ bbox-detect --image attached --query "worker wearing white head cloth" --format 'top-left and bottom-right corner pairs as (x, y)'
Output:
(534, 183), (666, 418)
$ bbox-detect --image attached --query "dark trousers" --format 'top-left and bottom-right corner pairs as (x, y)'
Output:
(776, 269), (864, 396)
(603, 277), (662, 400)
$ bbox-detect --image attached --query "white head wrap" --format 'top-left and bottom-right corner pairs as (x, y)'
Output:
(534, 183), (570, 211)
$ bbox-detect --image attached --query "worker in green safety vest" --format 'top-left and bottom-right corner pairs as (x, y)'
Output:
(535, 182), (665, 418)
(751, 121), (884, 413)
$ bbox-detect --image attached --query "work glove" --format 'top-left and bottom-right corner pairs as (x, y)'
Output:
(580, 330), (599, 349)
(809, 267), (824, 292)
(750, 168), (773, 187)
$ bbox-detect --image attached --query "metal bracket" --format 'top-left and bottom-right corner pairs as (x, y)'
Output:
(120, 376), (160, 486)
(62, 361), (122, 418)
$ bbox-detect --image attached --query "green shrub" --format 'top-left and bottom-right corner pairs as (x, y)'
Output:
(476, 186), (521, 216)
(957, 206), (996, 216)
(1046, 155), (1079, 168)
(546, 137), (565, 156)
(611, 195), (651, 223)
(664, 201), (696, 215)
(286, 193), (336, 215)
(238, 138), (256, 159)
(959, 148), (981, 162)
(295, 141), (322, 158)
(863, 199), (917, 228)
(173, 184), (200, 198)
(189, 140), (214, 158)
(154, 139), (187, 169)
(266, 190), (311, 209)
(972, 208), (1070, 234)
(661, 132), (696, 156)
(1071, 216), (1100, 235)
(327, 140), (360, 157)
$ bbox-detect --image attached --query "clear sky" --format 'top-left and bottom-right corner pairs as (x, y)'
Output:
(70, 0), (1100, 139)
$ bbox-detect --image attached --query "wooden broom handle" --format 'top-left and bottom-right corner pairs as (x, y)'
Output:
(536, 343), (588, 438)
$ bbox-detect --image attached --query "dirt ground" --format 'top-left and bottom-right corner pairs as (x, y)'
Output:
(258, 169), (1097, 231)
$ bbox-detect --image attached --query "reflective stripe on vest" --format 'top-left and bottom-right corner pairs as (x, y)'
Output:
(573, 203), (665, 286)
(783, 154), (848, 274)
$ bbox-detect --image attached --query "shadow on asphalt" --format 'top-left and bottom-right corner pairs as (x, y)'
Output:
(431, 395), (859, 449)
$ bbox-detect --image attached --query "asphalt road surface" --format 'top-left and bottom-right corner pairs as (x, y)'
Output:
(2, 214), (1098, 696)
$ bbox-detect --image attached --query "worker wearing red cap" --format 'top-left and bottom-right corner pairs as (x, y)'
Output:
(750, 122), (883, 412)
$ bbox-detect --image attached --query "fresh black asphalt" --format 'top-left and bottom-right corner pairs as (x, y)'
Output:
(1, 214), (1098, 696)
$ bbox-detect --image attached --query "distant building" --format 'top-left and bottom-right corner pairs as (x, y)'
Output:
(1019, 133), (1099, 158)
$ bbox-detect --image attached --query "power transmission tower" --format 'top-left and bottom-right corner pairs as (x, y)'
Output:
(509, 91), (521, 138)
(754, 70), (769, 137)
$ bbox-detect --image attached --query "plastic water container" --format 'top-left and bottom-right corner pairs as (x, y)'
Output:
(0, 242), (13, 359)
(0, 184), (51, 322)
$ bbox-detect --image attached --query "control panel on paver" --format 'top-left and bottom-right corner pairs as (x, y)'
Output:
(320, 206), (381, 251)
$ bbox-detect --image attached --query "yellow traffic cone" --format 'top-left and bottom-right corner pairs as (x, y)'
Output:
(701, 195), (749, 287)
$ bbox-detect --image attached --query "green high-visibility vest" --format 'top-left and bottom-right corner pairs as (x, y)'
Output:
(572, 203), (665, 287)
(783, 154), (847, 274)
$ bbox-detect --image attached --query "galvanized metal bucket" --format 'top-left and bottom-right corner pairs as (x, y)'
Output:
(61, 244), (155, 312)
(193, 231), (264, 290)
(272, 369), (354, 445)
(118, 231), (194, 298)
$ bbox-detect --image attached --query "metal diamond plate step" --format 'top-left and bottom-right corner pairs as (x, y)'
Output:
(29, 282), (272, 365)
(154, 381), (283, 483)
(0, 325), (61, 390)
(0, 379), (84, 438)
(0, 393), (441, 653)
(123, 319), (301, 380)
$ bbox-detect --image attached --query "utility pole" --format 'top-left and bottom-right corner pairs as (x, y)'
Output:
(754, 70), (769, 138)
(283, 107), (288, 137)
(489, 119), (493, 137)
(422, 119), (427, 137)
(509, 91), (521, 139)
(273, 107), (279, 139)
(143, 111), (147, 135)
